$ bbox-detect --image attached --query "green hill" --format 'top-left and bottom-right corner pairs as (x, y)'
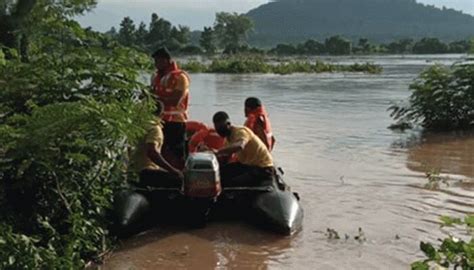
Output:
(246, 0), (474, 46)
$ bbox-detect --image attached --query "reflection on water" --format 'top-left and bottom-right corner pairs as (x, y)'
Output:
(104, 55), (473, 270)
(406, 131), (474, 179)
(104, 224), (293, 270)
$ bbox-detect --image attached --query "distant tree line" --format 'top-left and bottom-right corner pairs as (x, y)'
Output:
(109, 13), (474, 56)
(269, 36), (474, 55)
(108, 12), (254, 55)
(105, 13), (192, 53)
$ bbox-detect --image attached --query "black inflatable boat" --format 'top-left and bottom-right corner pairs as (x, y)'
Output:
(112, 153), (303, 236)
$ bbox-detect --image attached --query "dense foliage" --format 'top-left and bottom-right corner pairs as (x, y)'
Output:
(270, 37), (474, 56)
(107, 12), (191, 54)
(246, 0), (474, 46)
(412, 215), (474, 270)
(0, 1), (154, 268)
(108, 11), (253, 55)
(389, 63), (474, 130)
(213, 12), (254, 53)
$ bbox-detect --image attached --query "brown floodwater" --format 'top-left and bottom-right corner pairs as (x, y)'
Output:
(103, 55), (474, 270)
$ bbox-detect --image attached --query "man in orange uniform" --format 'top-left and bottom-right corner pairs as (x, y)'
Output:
(151, 47), (190, 168)
(244, 97), (276, 151)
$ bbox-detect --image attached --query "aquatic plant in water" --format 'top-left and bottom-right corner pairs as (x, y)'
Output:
(390, 63), (474, 131)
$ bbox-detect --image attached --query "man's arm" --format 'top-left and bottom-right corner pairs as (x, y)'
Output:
(146, 143), (183, 179)
(159, 90), (184, 106)
(216, 139), (247, 158)
(254, 121), (270, 150)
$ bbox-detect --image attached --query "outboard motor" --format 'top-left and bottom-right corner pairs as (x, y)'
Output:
(184, 152), (222, 198)
(182, 152), (222, 227)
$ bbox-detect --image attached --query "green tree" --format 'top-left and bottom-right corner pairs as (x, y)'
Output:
(174, 25), (190, 45)
(0, 0), (37, 50)
(389, 64), (474, 130)
(105, 26), (118, 38)
(166, 25), (190, 51)
(300, 39), (325, 55)
(325, 35), (351, 55)
(413, 38), (448, 54)
(0, 0), (96, 60)
(135, 22), (148, 49)
(146, 13), (172, 51)
(356, 38), (375, 54)
(118, 16), (136, 47)
(270, 43), (297, 55)
(213, 12), (254, 53)
(199, 26), (217, 54)
(448, 40), (470, 53)
(387, 38), (413, 54)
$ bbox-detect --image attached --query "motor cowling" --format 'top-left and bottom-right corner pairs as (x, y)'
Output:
(183, 152), (221, 198)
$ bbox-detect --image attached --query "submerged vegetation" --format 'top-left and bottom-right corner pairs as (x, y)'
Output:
(390, 63), (474, 131)
(412, 215), (474, 270)
(181, 57), (383, 74)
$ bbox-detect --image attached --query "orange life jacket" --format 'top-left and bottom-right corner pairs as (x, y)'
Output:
(244, 105), (275, 151)
(186, 120), (208, 136)
(188, 127), (225, 153)
(153, 62), (190, 122)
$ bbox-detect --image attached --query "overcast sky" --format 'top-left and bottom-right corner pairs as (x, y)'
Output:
(77, 0), (474, 32)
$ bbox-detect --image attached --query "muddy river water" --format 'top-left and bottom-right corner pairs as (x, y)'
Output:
(104, 55), (473, 270)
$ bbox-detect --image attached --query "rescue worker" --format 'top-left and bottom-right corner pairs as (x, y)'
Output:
(244, 97), (276, 151)
(151, 47), (190, 168)
(131, 101), (183, 188)
(213, 111), (275, 187)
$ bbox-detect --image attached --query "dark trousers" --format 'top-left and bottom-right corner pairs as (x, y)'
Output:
(163, 121), (186, 161)
(220, 162), (275, 187)
(138, 169), (182, 188)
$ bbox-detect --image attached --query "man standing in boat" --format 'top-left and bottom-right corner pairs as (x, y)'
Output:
(151, 47), (190, 168)
(244, 97), (276, 151)
(212, 111), (275, 186)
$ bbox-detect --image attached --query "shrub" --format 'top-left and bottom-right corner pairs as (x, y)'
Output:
(390, 64), (474, 130)
(0, 18), (154, 268)
(412, 215), (474, 270)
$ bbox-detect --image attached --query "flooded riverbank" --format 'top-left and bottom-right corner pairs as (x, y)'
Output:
(104, 55), (473, 270)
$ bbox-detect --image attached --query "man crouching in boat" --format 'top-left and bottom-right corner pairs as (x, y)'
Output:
(212, 111), (275, 187)
(131, 101), (184, 188)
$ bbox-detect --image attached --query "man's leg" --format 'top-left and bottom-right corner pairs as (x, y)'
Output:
(220, 164), (275, 187)
(138, 169), (182, 188)
(220, 163), (255, 187)
(162, 122), (186, 168)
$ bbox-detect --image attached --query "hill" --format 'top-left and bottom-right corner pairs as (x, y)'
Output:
(246, 0), (474, 46)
